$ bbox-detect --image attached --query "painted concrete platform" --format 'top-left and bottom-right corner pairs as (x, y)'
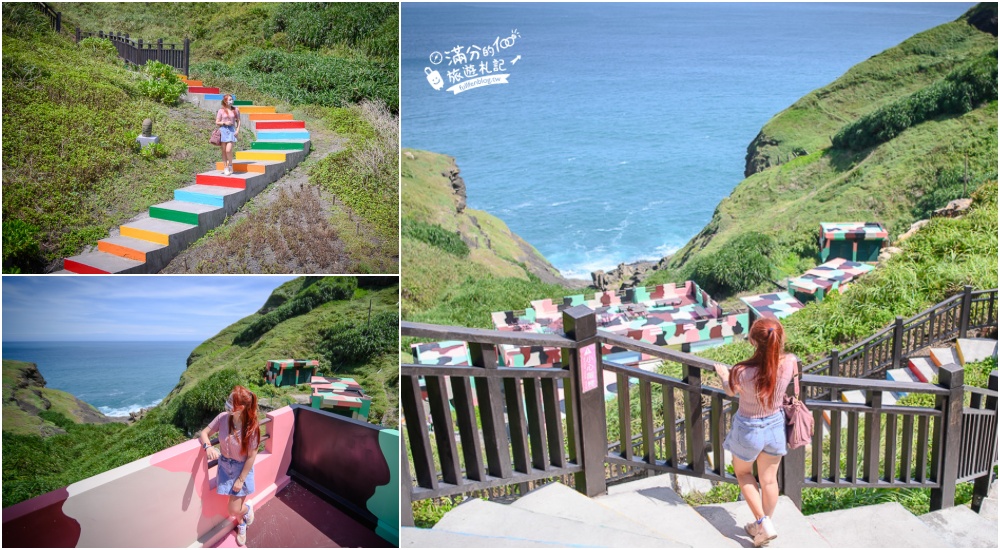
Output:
(400, 527), (569, 548)
(806, 502), (949, 548)
(930, 347), (960, 368)
(919, 505), (998, 548)
(956, 338), (998, 365)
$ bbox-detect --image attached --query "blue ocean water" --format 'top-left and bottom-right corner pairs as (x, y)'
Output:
(402, 2), (974, 278)
(3, 341), (197, 416)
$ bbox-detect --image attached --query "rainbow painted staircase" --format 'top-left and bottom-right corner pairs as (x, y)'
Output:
(60, 76), (311, 274)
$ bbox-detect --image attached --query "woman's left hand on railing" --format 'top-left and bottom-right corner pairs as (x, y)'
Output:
(205, 446), (220, 462)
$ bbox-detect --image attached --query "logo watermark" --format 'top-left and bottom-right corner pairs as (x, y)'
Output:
(425, 30), (521, 95)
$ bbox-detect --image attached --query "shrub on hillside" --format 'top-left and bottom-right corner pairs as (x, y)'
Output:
(402, 219), (470, 257)
(78, 37), (118, 63)
(268, 2), (398, 59)
(234, 277), (358, 345)
(833, 50), (998, 151)
(2, 220), (42, 274)
(1, 3), (49, 37)
(690, 233), (777, 296)
(320, 311), (399, 368)
(137, 61), (187, 106)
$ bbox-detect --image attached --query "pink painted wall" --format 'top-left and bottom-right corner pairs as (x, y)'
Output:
(2, 407), (294, 548)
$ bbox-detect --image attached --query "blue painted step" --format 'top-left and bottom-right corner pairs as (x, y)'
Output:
(255, 130), (310, 140)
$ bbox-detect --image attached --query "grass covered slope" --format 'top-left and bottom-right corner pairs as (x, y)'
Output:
(402, 149), (574, 319)
(662, 5), (997, 283)
(2, 5), (220, 272)
(2, 360), (116, 437)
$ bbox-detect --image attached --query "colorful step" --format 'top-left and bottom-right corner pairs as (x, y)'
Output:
(235, 150), (290, 162)
(233, 100), (254, 106)
(238, 105), (276, 114)
(120, 218), (197, 246)
(956, 338), (998, 365)
(187, 86), (221, 94)
(149, 201), (223, 226)
(202, 93), (233, 101)
(248, 113), (294, 121)
(929, 347), (960, 368)
(907, 357), (937, 383)
(215, 161), (267, 174)
(255, 131), (311, 140)
(174, 185), (245, 209)
(63, 254), (144, 274)
(97, 235), (166, 263)
(250, 141), (307, 151)
(183, 79), (203, 87)
(886, 368), (917, 397)
(254, 120), (305, 130)
(196, 172), (249, 189)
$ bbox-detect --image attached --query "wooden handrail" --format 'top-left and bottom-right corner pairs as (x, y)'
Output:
(598, 331), (719, 371)
(402, 320), (575, 347)
(802, 373), (950, 395)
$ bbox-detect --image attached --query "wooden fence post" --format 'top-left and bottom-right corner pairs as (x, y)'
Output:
(972, 370), (998, 513)
(563, 305), (607, 497)
(930, 364), (964, 510)
(891, 316), (904, 370)
(779, 360), (805, 507)
(400, 431), (415, 527)
(183, 38), (190, 77)
(55, 11), (61, 33)
(684, 364), (706, 476)
(959, 285), (973, 338)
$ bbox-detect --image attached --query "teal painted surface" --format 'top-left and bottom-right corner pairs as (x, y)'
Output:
(368, 429), (399, 546)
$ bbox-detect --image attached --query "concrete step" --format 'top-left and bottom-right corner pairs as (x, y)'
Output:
(233, 100), (253, 106)
(512, 482), (682, 544)
(187, 86), (220, 94)
(254, 130), (311, 140)
(400, 527), (569, 548)
(236, 147), (308, 166)
(930, 348), (960, 368)
(253, 120), (305, 130)
(238, 105), (276, 114)
(841, 389), (896, 406)
(214, 160), (286, 177)
(195, 170), (272, 190)
(696, 496), (830, 547)
(247, 112), (294, 122)
(956, 338), (998, 365)
(433, 498), (688, 547)
(886, 368), (917, 397)
(598, 475), (740, 548)
(120, 217), (200, 248)
(63, 251), (146, 274)
(183, 79), (203, 86)
(150, 200), (225, 227)
(919, 505), (998, 548)
(980, 497), (997, 523)
(806, 502), (949, 547)
(97, 235), (168, 265)
(250, 141), (308, 151)
(907, 357), (937, 383)
(174, 184), (246, 212)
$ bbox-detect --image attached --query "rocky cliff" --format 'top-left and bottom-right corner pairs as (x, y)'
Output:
(2, 359), (116, 437)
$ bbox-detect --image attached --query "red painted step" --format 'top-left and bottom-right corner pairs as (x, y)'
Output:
(63, 258), (109, 274)
(187, 86), (221, 94)
(254, 120), (306, 130)
(195, 174), (247, 189)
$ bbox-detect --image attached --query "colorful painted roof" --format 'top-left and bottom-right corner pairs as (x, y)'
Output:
(788, 258), (875, 295)
(266, 359), (320, 369)
(410, 340), (470, 366)
(820, 222), (888, 241)
(740, 292), (805, 320)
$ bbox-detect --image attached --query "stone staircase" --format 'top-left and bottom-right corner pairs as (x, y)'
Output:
(401, 475), (998, 548)
(60, 77), (311, 274)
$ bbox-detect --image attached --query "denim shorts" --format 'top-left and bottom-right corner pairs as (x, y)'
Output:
(216, 455), (255, 497)
(220, 124), (237, 143)
(723, 411), (787, 462)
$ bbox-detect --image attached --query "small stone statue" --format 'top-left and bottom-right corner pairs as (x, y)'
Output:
(136, 118), (160, 149)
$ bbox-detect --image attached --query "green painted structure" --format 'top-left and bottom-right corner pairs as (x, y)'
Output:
(265, 359), (319, 387)
(819, 222), (888, 263)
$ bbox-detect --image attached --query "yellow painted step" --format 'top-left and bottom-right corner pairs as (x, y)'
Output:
(235, 151), (287, 162)
(120, 225), (169, 246)
(238, 105), (276, 114)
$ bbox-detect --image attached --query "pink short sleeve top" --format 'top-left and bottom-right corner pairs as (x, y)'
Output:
(216, 107), (240, 126)
(207, 411), (258, 462)
(735, 354), (798, 418)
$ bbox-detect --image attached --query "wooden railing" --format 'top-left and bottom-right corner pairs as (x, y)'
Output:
(803, 287), (997, 391)
(34, 2), (61, 32)
(401, 290), (998, 525)
(75, 29), (190, 76)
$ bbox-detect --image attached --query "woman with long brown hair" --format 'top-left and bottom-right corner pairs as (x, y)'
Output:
(714, 318), (797, 547)
(215, 94), (241, 175)
(199, 385), (259, 546)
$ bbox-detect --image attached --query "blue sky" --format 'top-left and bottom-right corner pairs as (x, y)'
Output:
(2, 276), (298, 342)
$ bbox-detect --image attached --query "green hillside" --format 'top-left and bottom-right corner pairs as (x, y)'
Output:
(2, 360), (118, 437)
(658, 5), (997, 287)
(2, 276), (399, 508)
(401, 149), (580, 322)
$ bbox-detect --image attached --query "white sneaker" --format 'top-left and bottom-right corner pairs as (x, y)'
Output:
(243, 502), (254, 526)
(222, 166), (232, 176)
(236, 522), (247, 546)
(750, 517), (777, 547)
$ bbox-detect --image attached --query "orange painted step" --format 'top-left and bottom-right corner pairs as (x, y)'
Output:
(183, 79), (203, 86)
(249, 113), (294, 121)
(216, 161), (266, 174)
(98, 240), (146, 262)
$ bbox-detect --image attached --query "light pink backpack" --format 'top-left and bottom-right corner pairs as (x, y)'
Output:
(782, 373), (813, 450)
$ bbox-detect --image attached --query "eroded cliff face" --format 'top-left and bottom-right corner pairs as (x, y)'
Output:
(3, 360), (115, 436)
(744, 131), (780, 177)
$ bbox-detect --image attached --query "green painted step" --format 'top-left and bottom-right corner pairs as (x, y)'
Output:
(233, 100), (254, 105)
(150, 206), (199, 225)
(250, 141), (306, 150)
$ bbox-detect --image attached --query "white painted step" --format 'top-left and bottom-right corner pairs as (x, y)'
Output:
(512, 482), (682, 544)
(599, 475), (740, 548)
(981, 497), (997, 523)
(920, 505), (998, 548)
(696, 496), (830, 547)
(400, 526), (569, 548)
(906, 357), (937, 383)
(433, 498), (688, 547)
(956, 338), (998, 365)
(841, 389), (896, 405)
(930, 347), (960, 368)
(806, 502), (949, 547)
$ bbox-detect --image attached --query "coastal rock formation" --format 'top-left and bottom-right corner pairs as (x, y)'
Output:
(932, 198), (972, 218)
(592, 258), (667, 291)
(744, 131), (781, 177)
(442, 167), (467, 213)
(2, 359), (115, 437)
(898, 219), (930, 242)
